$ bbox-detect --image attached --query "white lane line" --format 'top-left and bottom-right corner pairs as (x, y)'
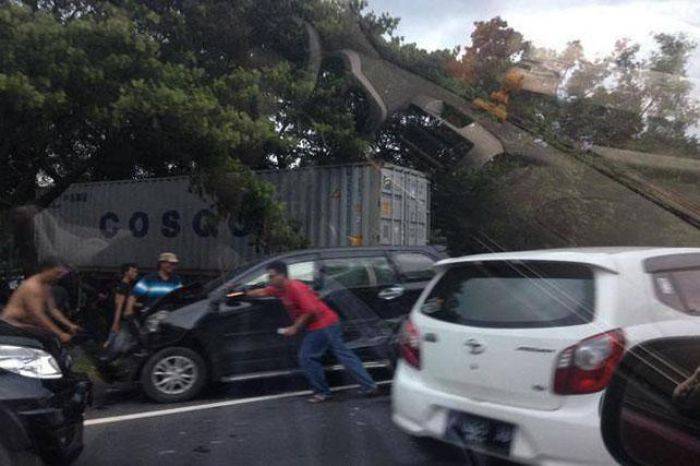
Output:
(85, 380), (392, 427)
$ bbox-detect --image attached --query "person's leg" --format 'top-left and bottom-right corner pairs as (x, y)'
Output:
(299, 328), (332, 397)
(326, 324), (377, 392)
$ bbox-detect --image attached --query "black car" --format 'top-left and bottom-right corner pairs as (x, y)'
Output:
(0, 322), (92, 465)
(97, 246), (445, 403)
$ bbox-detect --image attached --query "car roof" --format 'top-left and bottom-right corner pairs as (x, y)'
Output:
(435, 247), (700, 274)
(229, 245), (445, 273)
(273, 245), (444, 258)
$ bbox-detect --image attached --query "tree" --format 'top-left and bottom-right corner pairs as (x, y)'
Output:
(0, 1), (301, 250)
(4, 0), (699, 261)
(554, 39), (645, 146)
(507, 33), (700, 156)
(263, 58), (370, 169)
(635, 33), (700, 155)
(445, 17), (530, 93)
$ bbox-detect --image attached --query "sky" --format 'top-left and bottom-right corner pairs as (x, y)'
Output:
(368, 0), (700, 82)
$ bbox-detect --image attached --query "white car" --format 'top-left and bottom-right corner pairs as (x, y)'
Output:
(391, 247), (700, 465)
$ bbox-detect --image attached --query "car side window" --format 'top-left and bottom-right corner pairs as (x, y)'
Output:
(320, 258), (371, 288)
(392, 252), (436, 281)
(320, 255), (398, 289)
(368, 256), (398, 285)
(244, 260), (317, 286)
(652, 268), (700, 314)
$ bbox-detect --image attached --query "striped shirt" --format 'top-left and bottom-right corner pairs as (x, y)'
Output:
(131, 273), (183, 307)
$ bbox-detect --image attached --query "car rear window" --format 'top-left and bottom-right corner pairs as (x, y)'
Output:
(651, 268), (700, 315)
(422, 261), (595, 328)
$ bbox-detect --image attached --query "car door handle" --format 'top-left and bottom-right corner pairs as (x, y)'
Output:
(378, 286), (405, 300)
(423, 332), (438, 343)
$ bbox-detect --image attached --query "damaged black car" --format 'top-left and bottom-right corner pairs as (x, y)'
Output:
(92, 246), (444, 403)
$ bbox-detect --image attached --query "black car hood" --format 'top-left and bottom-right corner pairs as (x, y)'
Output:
(161, 299), (211, 330)
(0, 321), (46, 350)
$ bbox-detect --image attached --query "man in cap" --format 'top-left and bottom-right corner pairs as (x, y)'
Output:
(124, 252), (182, 317)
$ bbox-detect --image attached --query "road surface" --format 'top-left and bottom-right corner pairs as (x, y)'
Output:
(76, 371), (513, 465)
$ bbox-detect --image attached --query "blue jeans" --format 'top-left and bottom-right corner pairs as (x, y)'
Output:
(299, 323), (377, 396)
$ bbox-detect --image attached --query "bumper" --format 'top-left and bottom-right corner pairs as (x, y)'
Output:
(3, 374), (92, 465)
(391, 363), (616, 466)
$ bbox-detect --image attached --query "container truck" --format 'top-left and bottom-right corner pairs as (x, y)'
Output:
(30, 163), (431, 278)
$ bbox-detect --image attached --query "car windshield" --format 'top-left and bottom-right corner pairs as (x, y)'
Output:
(2, 0), (699, 465)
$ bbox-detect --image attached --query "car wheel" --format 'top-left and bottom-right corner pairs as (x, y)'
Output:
(140, 347), (207, 403)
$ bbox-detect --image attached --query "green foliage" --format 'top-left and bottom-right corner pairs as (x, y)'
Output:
(260, 57), (369, 169)
(297, 0), (376, 56)
(426, 155), (570, 254)
(196, 160), (307, 253)
(0, 1), (307, 252)
(2, 0), (699, 260)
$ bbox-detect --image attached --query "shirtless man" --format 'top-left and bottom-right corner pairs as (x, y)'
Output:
(0, 257), (81, 344)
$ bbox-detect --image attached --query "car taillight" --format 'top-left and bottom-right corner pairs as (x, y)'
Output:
(398, 319), (421, 370)
(553, 329), (625, 395)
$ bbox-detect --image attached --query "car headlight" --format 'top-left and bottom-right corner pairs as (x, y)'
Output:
(145, 310), (170, 333)
(0, 345), (62, 379)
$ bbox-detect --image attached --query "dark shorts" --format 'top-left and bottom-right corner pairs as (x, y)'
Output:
(0, 318), (55, 342)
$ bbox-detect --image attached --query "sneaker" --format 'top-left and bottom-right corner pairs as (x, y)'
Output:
(307, 394), (331, 403)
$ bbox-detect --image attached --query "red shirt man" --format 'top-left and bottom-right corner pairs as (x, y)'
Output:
(246, 260), (377, 402)
(263, 280), (339, 331)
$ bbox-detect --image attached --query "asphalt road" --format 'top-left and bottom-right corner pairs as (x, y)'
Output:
(76, 370), (515, 466)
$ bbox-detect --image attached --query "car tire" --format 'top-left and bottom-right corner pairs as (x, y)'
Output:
(140, 346), (207, 403)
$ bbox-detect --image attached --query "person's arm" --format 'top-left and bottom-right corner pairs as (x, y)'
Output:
(49, 307), (81, 334)
(125, 278), (148, 317)
(25, 287), (71, 343)
(245, 287), (272, 298)
(282, 313), (313, 336)
(111, 292), (126, 331)
(123, 294), (138, 318)
(46, 292), (80, 334)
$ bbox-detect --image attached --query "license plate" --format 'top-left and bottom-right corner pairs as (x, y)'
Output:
(444, 411), (515, 455)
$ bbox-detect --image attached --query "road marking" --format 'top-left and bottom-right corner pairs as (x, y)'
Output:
(85, 380), (392, 427)
(220, 360), (391, 383)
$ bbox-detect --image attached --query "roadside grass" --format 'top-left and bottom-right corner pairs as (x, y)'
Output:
(71, 347), (104, 383)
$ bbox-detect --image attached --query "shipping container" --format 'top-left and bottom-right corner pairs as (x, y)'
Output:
(32, 163), (430, 276)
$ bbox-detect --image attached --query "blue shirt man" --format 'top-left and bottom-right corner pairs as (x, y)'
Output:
(125, 252), (182, 315)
